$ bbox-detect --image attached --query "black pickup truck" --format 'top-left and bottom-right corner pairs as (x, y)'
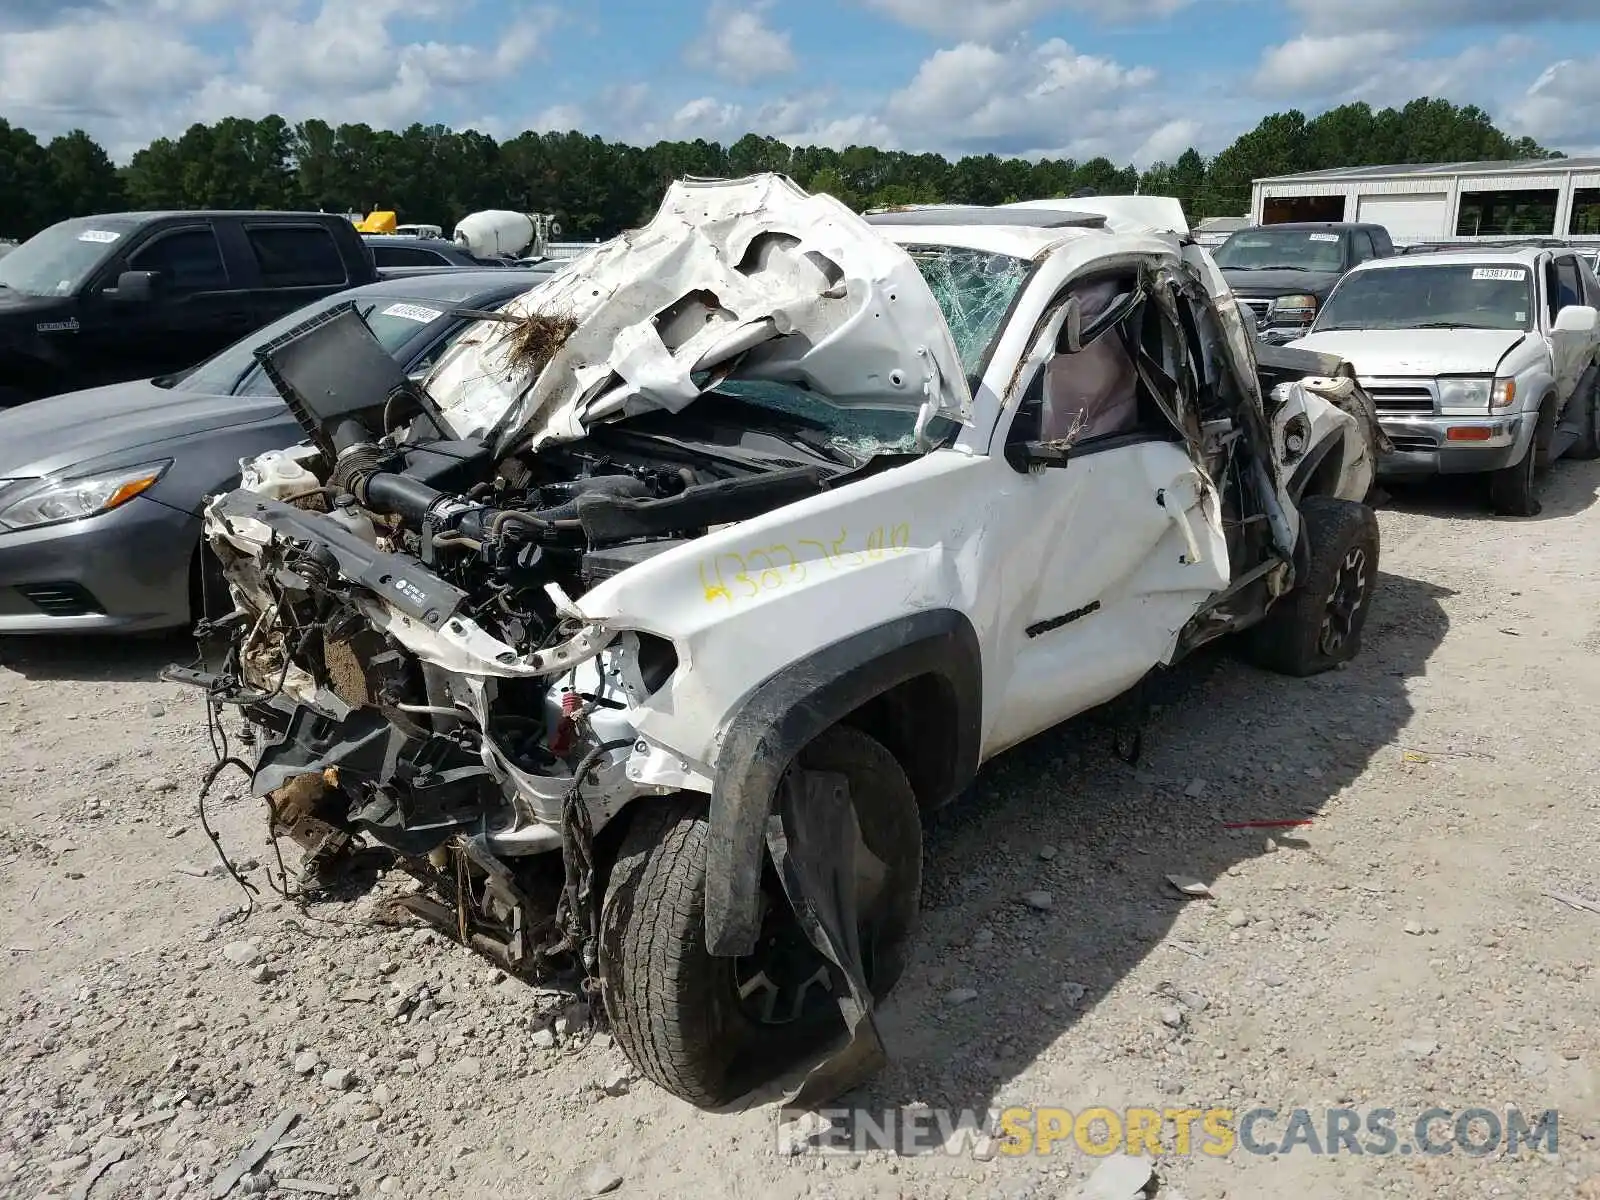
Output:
(0, 211), (382, 405)
(1214, 221), (1397, 345)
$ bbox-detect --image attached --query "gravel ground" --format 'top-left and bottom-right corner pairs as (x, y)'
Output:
(3, 464), (1600, 1200)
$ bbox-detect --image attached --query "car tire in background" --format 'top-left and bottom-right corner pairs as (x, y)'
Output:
(1565, 365), (1600, 462)
(1243, 495), (1380, 678)
(1489, 397), (1556, 517)
(599, 725), (920, 1109)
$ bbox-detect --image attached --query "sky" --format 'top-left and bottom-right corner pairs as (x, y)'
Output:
(2, 0), (1600, 166)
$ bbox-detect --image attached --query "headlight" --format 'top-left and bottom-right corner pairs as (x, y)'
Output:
(1436, 377), (1492, 413)
(0, 460), (171, 531)
(1272, 295), (1319, 320)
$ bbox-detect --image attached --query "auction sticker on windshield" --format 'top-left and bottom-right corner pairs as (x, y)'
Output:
(1473, 268), (1526, 281)
(383, 303), (443, 323)
(1308, 233), (1340, 242)
(77, 230), (121, 244)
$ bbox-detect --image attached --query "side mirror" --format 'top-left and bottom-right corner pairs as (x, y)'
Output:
(105, 270), (159, 303)
(1554, 304), (1599, 335)
(1005, 439), (1072, 473)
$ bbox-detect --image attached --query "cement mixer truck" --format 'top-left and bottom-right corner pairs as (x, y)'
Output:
(452, 210), (561, 261)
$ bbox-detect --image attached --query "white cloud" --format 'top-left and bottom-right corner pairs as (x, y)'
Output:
(1251, 32), (1411, 97)
(1132, 118), (1204, 168)
(1249, 31), (1543, 116)
(2, 0), (557, 154)
(666, 96), (746, 139)
(529, 104), (589, 134)
(0, 16), (215, 142)
(1504, 55), (1600, 150)
(883, 38), (1160, 157)
(685, 1), (796, 85)
(1288, 0), (1600, 34)
(859, 0), (1192, 40)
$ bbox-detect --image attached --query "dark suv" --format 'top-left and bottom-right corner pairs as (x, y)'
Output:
(1215, 222), (1397, 345)
(0, 211), (380, 404)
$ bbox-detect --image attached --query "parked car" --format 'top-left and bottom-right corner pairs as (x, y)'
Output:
(362, 234), (509, 270)
(1214, 222), (1397, 345)
(0, 270), (535, 635)
(1290, 246), (1600, 515)
(0, 211), (381, 405)
(173, 178), (1382, 1111)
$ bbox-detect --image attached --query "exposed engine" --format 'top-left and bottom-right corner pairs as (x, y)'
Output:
(176, 300), (844, 985)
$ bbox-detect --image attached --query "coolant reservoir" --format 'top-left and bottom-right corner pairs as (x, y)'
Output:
(246, 450), (319, 501)
(329, 499), (376, 544)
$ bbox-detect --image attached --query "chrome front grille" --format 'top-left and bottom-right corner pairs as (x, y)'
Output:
(1366, 385), (1436, 414)
(1239, 298), (1272, 323)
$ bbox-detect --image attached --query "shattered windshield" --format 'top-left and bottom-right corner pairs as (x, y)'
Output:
(1315, 265), (1534, 333)
(1213, 229), (1345, 273)
(712, 378), (955, 460)
(906, 246), (1032, 384)
(0, 216), (140, 298)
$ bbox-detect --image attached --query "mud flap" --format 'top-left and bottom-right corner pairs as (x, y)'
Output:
(722, 768), (888, 1114)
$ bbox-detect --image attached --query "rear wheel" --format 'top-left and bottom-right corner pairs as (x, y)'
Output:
(1566, 368), (1600, 461)
(1243, 495), (1379, 677)
(598, 724), (920, 1108)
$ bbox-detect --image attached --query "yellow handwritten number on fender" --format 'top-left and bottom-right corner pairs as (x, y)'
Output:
(699, 560), (732, 604)
(719, 552), (759, 598)
(749, 549), (783, 590)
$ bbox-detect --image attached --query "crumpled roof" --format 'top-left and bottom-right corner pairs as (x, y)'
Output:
(422, 173), (973, 455)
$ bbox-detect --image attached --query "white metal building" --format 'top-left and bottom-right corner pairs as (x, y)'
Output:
(1249, 158), (1600, 243)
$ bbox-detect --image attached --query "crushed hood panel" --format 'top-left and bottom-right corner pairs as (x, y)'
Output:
(423, 173), (974, 454)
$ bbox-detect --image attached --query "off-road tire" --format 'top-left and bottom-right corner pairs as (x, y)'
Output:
(1566, 366), (1600, 461)
(1489, 398), (1556, 516)
(598, 724), (921, 1109)
(1243, 495), (1379, 677)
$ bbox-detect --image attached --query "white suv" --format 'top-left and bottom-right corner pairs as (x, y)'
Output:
(175, 176), (1383, 1111)
(1292, 246), (1600, 515)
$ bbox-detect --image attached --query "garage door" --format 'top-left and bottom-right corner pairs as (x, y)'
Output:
(1356, 193), (1448, 241)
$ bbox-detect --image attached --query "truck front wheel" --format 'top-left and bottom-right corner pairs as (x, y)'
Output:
(1489, 399), (1555, 516)
(598, 725), (921, 1108)
(1244, 496), (1380, 677)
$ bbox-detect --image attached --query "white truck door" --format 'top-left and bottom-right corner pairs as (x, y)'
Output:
(983, 441), (1229, 759)
(981, 289), (1229, 758)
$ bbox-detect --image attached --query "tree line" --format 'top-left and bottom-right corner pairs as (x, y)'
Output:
(0, 97), (1559, 243)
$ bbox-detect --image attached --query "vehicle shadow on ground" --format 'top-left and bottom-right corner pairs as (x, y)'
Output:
(826, 566), (1452, 1145)
(0, 632), (200, 683)
(1377, 457), (1600, 522)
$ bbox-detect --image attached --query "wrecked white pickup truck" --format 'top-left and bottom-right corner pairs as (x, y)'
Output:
(168, 176), (1382, 1111)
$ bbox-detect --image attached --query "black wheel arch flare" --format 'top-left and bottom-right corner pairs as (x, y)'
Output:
(702, 607), (982, 957)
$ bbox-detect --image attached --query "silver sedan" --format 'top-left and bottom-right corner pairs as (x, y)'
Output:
(0, 269), (541, 634)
